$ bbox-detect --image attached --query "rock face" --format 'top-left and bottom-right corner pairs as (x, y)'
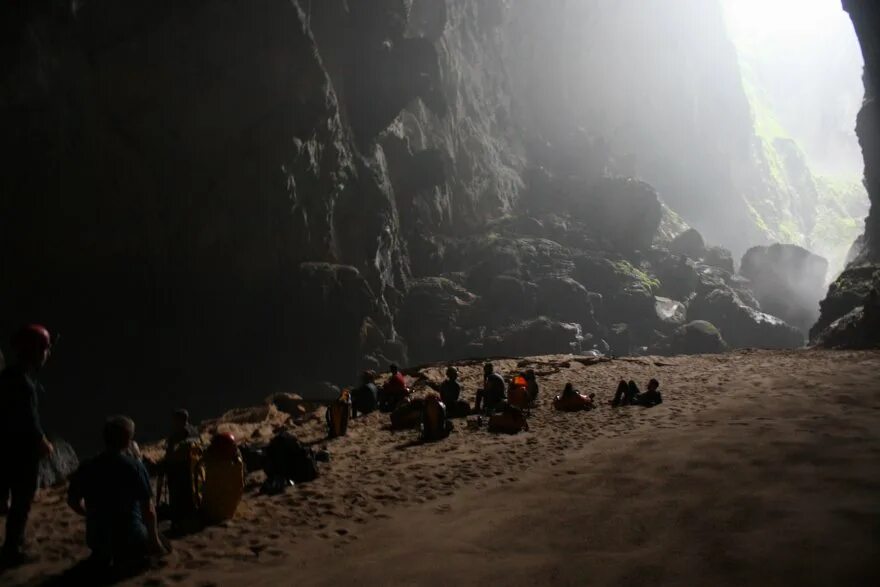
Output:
(664, 321), (728, 356)
(0, 0), (828, 449)
(813, 1), (880, 348)
(689, 288), (805, 350)
(740, 244), (828, 333)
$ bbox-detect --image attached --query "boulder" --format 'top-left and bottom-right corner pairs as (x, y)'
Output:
(38, 440), (79, 488)
(664, 321), (728, 355)
(269, 393), (309, 418)
(397, 277), (479, 364)
(572, 254), (658, 324)
(704, 245), (735, 274)
(470, 317), (583, 357)
(575, 178), (663, 251)
(669, 228), (706, 258)
(651, 251), (699, 300)
(740, 244), (829, 333)
(811, 265), (880, 341)
(460, 236), (575, 293)
(812, 286), (880, 348)
(689, 287), (804, 349)
(476, 275), (538, 326)
(654, 297), (687, 330)
(535, 276), (599, 333)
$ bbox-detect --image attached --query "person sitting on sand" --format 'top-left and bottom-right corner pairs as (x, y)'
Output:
(474, 363), (506, 414)
(352, 370), (379, 417)
(439, 366), (462, 407)
(67, 415), (165, 573)
(524, 369), (539, 405)
(633, 378), (663, 407)
(554, 383), (596, 411)
(611, 379), (639, 407)
(379, 364), (410, 412)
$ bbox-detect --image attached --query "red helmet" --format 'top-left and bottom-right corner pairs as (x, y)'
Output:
(209, 432), (238, 460)
(14, 324), (52, 352)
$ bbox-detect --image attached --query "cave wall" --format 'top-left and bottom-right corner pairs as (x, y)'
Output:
(843, 0), (880, 262)
(1, 0), (845, 448)
(811, 0), (880, 344)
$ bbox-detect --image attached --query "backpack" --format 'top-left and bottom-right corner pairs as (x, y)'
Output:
(488, 404), (529, 434)
(326, 389), (352, 438)
(507, 384), (530, 410)
(264, 432), (318, 484)
(161, 439), (205, 523)
(390, 397), (425, 430)
(421, 397), (453, 442)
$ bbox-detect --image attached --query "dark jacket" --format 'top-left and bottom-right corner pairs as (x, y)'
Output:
(439, 379), (461, 406)
(0, 365), (46, 457)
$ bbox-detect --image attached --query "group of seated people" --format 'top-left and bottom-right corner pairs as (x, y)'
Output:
(351, 360), (665, 420)
(349, 362), (541, 420)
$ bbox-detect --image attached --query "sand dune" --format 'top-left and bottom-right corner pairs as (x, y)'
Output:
(3, 349), (879, 586)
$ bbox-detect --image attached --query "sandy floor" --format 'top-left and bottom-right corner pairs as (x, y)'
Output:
(3, 349), (879, 586)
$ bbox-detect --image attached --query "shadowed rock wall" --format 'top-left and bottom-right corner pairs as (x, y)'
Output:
(813, 1), (880, 346)
(0, 0), (836, 450)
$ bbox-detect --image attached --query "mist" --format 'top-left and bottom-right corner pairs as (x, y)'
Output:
(722, 0), (869, 277)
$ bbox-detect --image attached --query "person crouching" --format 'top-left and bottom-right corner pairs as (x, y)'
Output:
(67, 415), (166, 574)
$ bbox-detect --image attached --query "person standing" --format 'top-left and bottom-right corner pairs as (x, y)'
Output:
(0, 324), (54, 565)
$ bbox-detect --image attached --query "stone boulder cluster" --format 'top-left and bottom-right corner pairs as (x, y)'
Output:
(395, 196), (820, 362)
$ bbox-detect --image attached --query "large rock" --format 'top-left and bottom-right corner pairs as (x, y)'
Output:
(397, 277), (478, 364)
(468, 317), (583, 357)
(475, 275), (538, 327)
(534, 276), (599, 334)
(812, 286), (880, 348)
(650, 251), (699, 301)
(740, 244), (828, 333)
(811, 265), (880, 341)
(669, 228), (706, 258)
(654, 297), (687, 331)
(664, 321), (728, 355)
(572, 254), (658, 324)
(689, 287), (804, 349)
(574, 178), (663, 251)
(38, 440), (79, 488)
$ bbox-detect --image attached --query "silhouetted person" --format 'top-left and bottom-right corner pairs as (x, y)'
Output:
(561, 382), (578, 398)
(439, 366), (462, 407)
(524, 369), (539, 405)
(0, 325), (54, 566)
(633, 378), (663, 407)
(379, 364), (409, 412)
(474, 363), (506, 414)
(154, 409), (198, 505)
(352, 371), (379, 417)
(166, 409), (198, 450)
(67, 416), (164, 574)
(611, 379), (639, 407)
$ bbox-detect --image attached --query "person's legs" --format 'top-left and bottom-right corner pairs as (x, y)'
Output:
(474, 389), (485, 412)
(2, 458), (39, 558)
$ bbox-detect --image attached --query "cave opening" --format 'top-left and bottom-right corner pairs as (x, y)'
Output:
(722, 0), (869, 279)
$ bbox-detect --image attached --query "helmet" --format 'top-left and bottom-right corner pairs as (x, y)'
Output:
(209, 432), (238, 460)
(13, 324), (52, 353)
